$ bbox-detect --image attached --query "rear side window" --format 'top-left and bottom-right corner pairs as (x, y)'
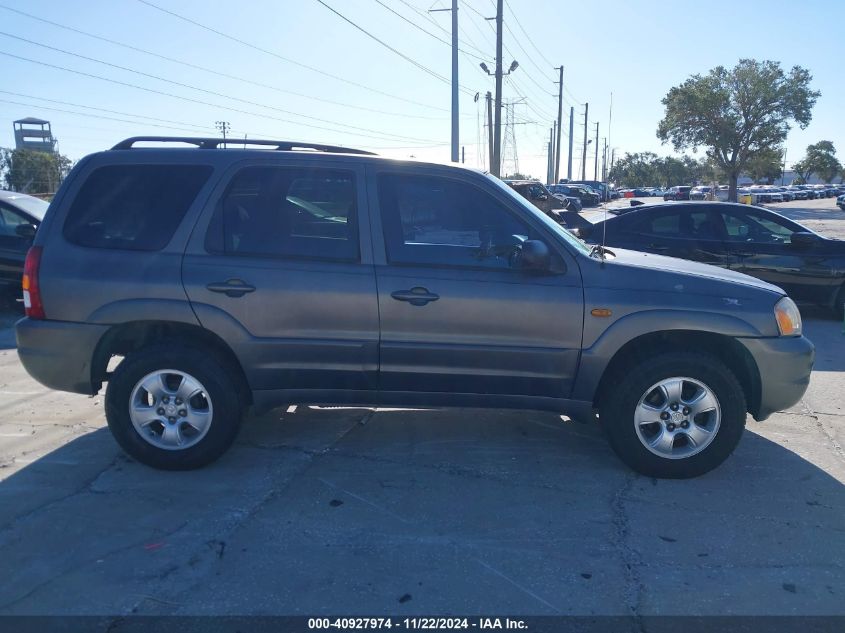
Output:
(205, 166), (358, 261)
(64, 165), (211, 250)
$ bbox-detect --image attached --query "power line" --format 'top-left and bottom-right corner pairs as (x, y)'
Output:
(503, 0), (556, 68)
(0, 50), (443, 145)
(0, 34), (441, 143)
(372, 0), (485, 62)
(0, 2), (455, 122)
(314, 0), (476, 96)
(396, 0), (489, 59)
(135, 0), (449, 112)
(0, 90), (210, 131)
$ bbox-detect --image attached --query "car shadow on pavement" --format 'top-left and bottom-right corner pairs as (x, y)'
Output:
(0, 404), (843, 617)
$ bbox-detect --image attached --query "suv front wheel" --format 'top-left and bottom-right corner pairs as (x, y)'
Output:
(600, 352), (746, 478)
(105, 345), (244, 470)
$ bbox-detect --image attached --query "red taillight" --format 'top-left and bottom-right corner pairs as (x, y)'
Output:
(22, 246), (45, 319)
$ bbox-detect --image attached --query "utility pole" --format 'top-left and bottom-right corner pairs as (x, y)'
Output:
(215, 120), (230, 147)
(493, 0), (504, 176)
(581, 103), (589, 181)
(547, 130), (553, 185)
(430, 1), (459, 163)
(602, 137), (607, 181)
(462, 146), (465, 164)
(567, 106), (574, 181)
(551, 120), (556, 176)
(479, 0), (517, 177)
(554, 65), (564, 183)
(486, 91), (493, 171)
(594, 122), (599, 180)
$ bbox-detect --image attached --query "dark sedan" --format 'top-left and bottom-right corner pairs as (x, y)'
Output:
(0, 190), (48, 291)
(576, 201), (845, 318)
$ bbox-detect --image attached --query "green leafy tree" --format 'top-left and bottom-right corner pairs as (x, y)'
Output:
(608, 152), (661, 188)
(792, 141), (841, 183)
(0, 148), (73, 194)
(746, 147), (785, 184)
(657, 59), (819, 201)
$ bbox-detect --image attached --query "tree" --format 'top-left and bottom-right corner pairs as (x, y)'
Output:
(792, 141), (841, 183)
(657, 59), (819, 202)
(608, 152), (661, 188)
(746, 147), (785, 184)
(0, 148), (73, 194)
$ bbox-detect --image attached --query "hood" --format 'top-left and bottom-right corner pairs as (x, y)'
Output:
(591, 247), (784, 298)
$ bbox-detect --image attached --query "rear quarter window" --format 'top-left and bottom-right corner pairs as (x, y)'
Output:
(63, 164), (212, 250)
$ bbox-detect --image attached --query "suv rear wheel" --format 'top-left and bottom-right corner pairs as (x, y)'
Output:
(105, 345), (243, 470)
(600, 352), (746, 478)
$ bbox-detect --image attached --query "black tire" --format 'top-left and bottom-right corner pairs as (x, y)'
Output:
(105, 344), (244, 470)
(599, 352), (747, 479)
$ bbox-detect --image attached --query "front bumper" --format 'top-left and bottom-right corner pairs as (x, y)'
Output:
(16, 317), (109, 395)
(738, 335), (815, 420)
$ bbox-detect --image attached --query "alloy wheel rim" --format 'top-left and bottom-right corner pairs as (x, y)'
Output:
(129, 369), (213, 451)
(633, 376), (721, 460)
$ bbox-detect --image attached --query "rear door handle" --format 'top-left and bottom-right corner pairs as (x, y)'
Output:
(391, 287), (439, 306)
(206, 279), (256, 298)
(647, 243), (670, 252)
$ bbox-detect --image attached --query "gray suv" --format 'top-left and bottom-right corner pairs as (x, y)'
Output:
(16, 137), (814, 478)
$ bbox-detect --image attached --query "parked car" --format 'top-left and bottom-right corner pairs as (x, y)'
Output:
(663, 186), (692, 201)
(545, 184), (583, 212)
(837, 194), (845, 211)
(689, 186), (712, 200)
(16, 136), (814, 478)
(506, 180), (578, 213)
(0, 190), (49, 291)
(566, 180), (610, 202)
(553, 183), (599, 207)
(575, 201), (845, 318)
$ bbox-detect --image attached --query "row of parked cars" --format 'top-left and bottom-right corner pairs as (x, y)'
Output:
(660, 184), (845, 203)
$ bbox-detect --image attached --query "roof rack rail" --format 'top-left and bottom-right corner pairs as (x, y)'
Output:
(111, 136), (376, 155)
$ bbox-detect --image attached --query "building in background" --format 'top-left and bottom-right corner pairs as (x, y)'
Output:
(13, 118), (56, 153)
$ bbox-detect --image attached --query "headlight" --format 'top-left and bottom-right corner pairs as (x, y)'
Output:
(774, 297), (802, 336)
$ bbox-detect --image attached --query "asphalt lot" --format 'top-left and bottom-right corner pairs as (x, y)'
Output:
(0, 198), (843, 619)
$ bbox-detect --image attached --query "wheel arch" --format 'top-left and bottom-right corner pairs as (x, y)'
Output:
(590, 330), (761, 418)
(91, 320), (252, 405)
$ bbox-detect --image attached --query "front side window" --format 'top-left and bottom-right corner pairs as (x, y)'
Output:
(721, 209), (797, 244)
(378, 174), (540, 270)
(207, 166), (358, 261)
(64, 164), (212, 250)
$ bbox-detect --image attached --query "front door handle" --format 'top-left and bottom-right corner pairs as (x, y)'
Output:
(206, 279), (256, 298)
(391, 287), (439, 306)
(647, 243), (670, 252)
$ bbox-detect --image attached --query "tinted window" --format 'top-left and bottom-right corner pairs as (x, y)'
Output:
(379, 174), (539, 269)
(721, 209), (796, 244)
(206, 166), (358, 261)
(0, 205), (31, 237)
(639, 209), (716, 238)
(64, 165), (211, 250)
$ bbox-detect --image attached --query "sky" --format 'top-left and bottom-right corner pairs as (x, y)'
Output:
(1, 0), (843, 182)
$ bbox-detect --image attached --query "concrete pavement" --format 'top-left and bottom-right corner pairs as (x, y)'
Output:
(0, 309), (843, 617)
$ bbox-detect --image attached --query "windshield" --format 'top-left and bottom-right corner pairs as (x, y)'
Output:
(485, 173), (591, 254)
(3, 194), (49, 220)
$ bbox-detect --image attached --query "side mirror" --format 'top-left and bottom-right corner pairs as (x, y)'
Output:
(790, 231), (818, 249)
(517, 240), (551, 272)
(15, 223), (37, 240)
